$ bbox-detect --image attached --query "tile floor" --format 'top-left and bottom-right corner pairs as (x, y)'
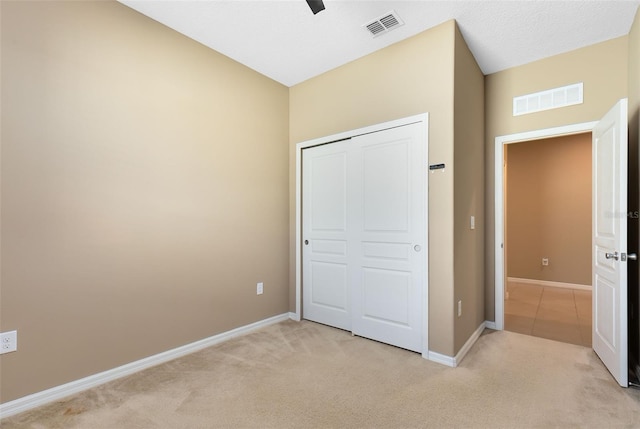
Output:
(504, 281), (592, 347)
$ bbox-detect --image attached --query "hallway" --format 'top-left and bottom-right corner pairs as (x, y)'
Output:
(505, 281), (592, 347)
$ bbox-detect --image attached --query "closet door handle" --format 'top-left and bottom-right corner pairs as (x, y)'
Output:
(414, 245), (422, 252)
(605, 251), (619, 261)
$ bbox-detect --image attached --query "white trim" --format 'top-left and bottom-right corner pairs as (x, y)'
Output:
(427, 351), (456, 367)
(295, 113), (430, 357)
(484, 321), (497, 330)
(288, 312), (300, 321)
(0, 313), (290, 419)
(295, 114), (427, 152)
(295, 144), (302, 322)
(454, 322), (486, 366)
(494, 121), (596, 331)
(507, 277), (592, 291)
(427, 322), (486, 367)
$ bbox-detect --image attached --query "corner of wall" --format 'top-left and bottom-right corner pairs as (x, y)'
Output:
(452, 22), (486, 354)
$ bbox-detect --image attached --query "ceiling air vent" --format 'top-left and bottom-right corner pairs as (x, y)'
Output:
(364, 11), (404, 37)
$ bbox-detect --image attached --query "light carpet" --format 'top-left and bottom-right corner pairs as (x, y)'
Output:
(2, 320), (640, 428)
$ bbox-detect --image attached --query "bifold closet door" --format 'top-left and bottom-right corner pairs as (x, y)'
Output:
(302, 122), (426, 352)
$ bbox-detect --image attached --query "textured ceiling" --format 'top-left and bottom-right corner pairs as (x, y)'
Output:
(119, 0), (640, 87)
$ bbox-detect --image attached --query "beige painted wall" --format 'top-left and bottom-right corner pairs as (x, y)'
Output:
(631, 9), (640, 152)
(4, 0), (634, 406)
(290, 21), (485, 357)
(453, 27), (485, 352)
(0, 1), (289, 403)
(628, 9), (640, 231)
(506, 134), (592, 285)
(485, 36), (629, 321)
(290, 21), (457, 355)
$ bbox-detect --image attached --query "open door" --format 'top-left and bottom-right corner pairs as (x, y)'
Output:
(593, 98), (628, 387)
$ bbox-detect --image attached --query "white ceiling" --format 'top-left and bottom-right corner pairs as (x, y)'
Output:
(119, 0), (640, 87)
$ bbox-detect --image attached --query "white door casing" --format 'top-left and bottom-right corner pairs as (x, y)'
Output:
(297, 114), (428, 355)
(592, 98), (628, 387)
(494, 122), (597, 331)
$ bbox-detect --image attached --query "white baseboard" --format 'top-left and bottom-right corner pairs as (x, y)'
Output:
(0, 313), (290, 419)
(288, 312), (301, 321)
(484, 320), (497, 330)
(427, 321), (486, 368)
(507, 277), (592, 291)
(453, 321), (486, 366)
(427, 350), (456, 367)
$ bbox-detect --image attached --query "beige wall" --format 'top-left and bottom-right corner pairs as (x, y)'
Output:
(0, 1), (289, 403)
(506, 134), (592, 285)
(628, 9), (640, 231)
(290, 21), (457, 355)
(3, 0), (635, 406)
(485, 36), (628, 321)
(453, 27), (485, 352)
(631, 9), (640, 151)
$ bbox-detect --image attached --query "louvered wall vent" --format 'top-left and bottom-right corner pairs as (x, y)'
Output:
(513, 83), (584, 116)
(364, 11), (404, 37)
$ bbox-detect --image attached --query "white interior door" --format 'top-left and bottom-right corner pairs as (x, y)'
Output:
(350, 125), (426, 352)
(593, 98), (628, 387)
(302, 121), (426, 353)
(302, 144), (351, 331)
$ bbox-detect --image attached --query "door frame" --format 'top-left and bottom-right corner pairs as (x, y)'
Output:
(294, 113), (429, 356)
(494, 121), (597, 330)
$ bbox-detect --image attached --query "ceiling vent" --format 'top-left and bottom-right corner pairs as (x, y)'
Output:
(364, 11), (404, 37)
(513, 82), (584, 116)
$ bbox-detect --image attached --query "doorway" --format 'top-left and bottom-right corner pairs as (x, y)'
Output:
(504, 133), (592, 347)
(494, 121), (597, 332)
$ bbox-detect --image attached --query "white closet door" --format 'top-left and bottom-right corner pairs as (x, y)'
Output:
(350, 123), (426, 352)
(302, 121), (426, 353)
(302, 144), (351, 331)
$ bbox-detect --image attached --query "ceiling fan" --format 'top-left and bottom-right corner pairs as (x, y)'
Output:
(305, 0), (325, 15)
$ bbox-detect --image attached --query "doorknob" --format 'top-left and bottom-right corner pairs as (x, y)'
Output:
(626, 253), (637, 261)
(605, 251), (619, 260)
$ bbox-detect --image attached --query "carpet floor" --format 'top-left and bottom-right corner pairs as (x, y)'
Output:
(2, 320), (640, 428)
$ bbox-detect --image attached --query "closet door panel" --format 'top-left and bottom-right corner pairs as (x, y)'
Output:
(302, 120), (426, 354)
(302, 146), (351, 330)
(351, 123), (425, 352)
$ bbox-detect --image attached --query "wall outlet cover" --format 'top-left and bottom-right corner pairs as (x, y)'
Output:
(0, 330), (17, 354)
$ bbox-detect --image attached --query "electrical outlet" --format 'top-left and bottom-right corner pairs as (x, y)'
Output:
(257, 282), (264, 295)
(542, 258), (549, 266)
(457, 300), (462, 317)
(1, 330), (17, 354)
